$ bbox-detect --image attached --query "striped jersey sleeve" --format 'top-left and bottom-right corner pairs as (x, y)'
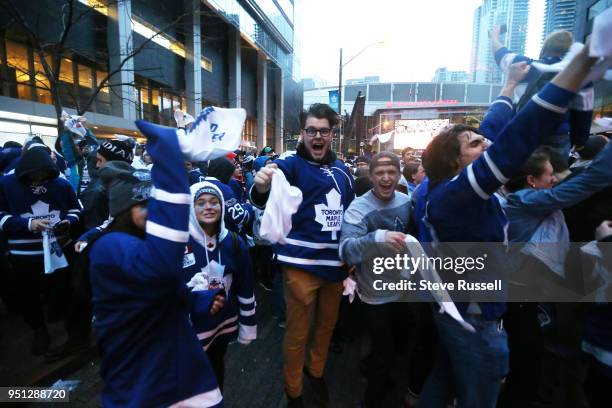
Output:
(235, 238), (256, 342)
(478, 96), (514, 143)
(464, 83), (576, 200)
(122, 121), (192, 284)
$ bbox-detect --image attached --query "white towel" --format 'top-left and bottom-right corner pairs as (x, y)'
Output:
(178, 106), (246, 162)
(342, 275), (357, 303)
(61, 111), (87, 138)
(404, 235), (475, 333)
(174, 109), (196, 128)
(532, 41), (612, 86)
(590, 7), (612, 59)
(43, 230), (68, 274)
(259, 168), (303, 244)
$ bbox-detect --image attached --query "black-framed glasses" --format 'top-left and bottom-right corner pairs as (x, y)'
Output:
(303, 127), (332, 137)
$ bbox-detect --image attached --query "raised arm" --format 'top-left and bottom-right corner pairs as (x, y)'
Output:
(509, 141), (612, 215)
(478, 62), (530, 142)
(465, 46), (597, 199)
(489, 24), (505, 56)
(120, 121), (192, 285)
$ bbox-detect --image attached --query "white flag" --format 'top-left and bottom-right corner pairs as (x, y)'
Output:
(178, 106), (246, 162)
(61, 111), (87, 138)
(42, 230), (68, 274)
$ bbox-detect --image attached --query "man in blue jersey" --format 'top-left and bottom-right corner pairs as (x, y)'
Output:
(251, 103), (355, 407)
(417, 43), (600, 408)
(0, 146), (81, 355)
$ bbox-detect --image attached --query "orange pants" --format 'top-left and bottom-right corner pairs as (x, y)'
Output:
(282, 266), (343, 398)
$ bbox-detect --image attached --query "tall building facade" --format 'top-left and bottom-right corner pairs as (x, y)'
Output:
(432, 68), (468, 83)
(574, 0), (612, 119)
(470, 0), (530, 84)
(0, 0), (303, 153)
(543, 0), (577, 40)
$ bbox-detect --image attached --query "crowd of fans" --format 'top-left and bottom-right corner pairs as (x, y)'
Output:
(1, 18), (612, 408)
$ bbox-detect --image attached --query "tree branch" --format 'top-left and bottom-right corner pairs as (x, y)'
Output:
(81, 10), (193, 113)
(58, 0), (75, 47)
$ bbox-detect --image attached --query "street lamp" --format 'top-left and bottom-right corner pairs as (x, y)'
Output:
(338, 40), (384, 155)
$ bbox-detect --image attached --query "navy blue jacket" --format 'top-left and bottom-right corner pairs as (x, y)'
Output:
(425, 83), (577, 319)
(89, 121), (223, 408)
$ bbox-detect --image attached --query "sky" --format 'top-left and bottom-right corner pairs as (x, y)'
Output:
(298, 0), (545, 85)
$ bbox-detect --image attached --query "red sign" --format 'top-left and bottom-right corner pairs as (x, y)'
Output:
(385, 100), (460, 108)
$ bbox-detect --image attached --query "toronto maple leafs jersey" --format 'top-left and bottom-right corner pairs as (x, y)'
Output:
(204, 177), (253, 235)
(88, 121), (222, 407)
(425, 82), (577, 320)
(184, 180), (256, 350)
(182, 234), (256, 350)
(259, 153), (355, 281)
(0, 174), (81, 258)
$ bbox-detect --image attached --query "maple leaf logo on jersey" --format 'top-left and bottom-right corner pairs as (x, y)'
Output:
(21, 200), (60, 226)
(394, 217), (405, 232)
(314, 188), (343, 240)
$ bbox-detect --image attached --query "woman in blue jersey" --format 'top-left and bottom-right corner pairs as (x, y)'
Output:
(87, 121), (224, 407)
(184, 181), (257, 390)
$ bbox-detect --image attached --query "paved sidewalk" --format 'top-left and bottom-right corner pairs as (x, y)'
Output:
(5, 288), (416, 407)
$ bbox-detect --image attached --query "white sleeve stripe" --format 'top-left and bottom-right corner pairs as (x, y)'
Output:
(283, 238), (339, 249)
(239, 324), (257, 340)
(8, 238), (43, 244)
(276, 254), (344, 267)
(532, 94), (568, 114)
(483, 151), (509, 183)
(168, 388), (223, 408)
(197, 316), (239, 340)
(240, 308), (256, 316)
(66, 213), (79, 219)
(238, 295), (255, 303)
(68, 209), (80, 213)
(500, 52), (517, 72)
(0, 215), (11, 229)
(466, 164), (490, 200)
(570, 87), (594, 111)
(146, 220), (189, 243)
(151, 188), (191, 205)
(492, 99), (513, 110)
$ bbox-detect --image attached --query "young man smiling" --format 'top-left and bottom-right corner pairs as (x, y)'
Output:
(339, 152), (412, 407)
(251, 103), (355, 407)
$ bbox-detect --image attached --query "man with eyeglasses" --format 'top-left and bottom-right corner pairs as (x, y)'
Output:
(250, 103), (355, 407)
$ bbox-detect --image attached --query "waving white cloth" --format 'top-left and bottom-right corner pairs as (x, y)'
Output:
(43, 230), (68, 274)
(259, 168), (303, 244)
(590, 7), (612, 59)
(178, 106), (246, 162)
(174, 109), (196, 128)
(532, 42), (612, 85)
(61, 111), (87, 138)
(404, 235), (475, 333)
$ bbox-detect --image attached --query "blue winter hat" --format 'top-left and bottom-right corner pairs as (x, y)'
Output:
(253, 155), (271, 172)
